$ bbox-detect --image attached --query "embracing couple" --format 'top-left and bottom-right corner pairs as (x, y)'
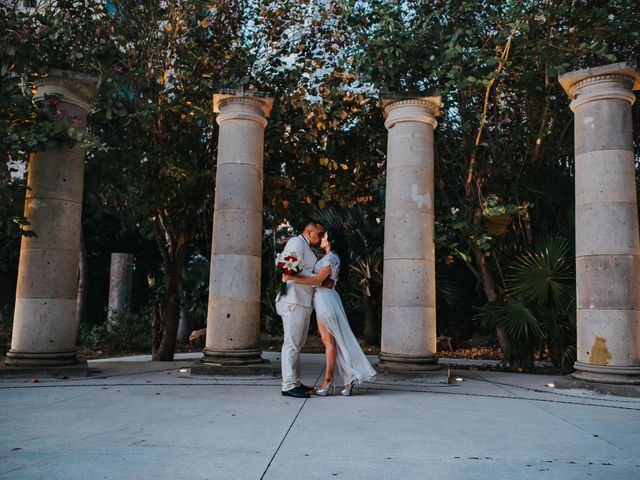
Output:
(275, 220), (376, 399)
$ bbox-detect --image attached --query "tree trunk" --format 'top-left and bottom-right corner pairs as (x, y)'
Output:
(151, 300), (162, 358)
(510, 345), (535, 370)
(471, 208), (512, 361)
(152, 245), (187, 361)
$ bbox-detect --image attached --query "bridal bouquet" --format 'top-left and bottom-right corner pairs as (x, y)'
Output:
(275, 251), (304, 296)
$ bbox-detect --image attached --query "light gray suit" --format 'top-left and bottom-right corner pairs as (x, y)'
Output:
(275, 235), (317, 391)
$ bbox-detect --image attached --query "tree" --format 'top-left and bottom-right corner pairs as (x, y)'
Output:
(89, 0), (248, 360)
(342, 0), (640, 363)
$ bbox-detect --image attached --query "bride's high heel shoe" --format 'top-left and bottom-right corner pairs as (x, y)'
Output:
(341, 380), (359, 397)
(315, 379), (335, 396)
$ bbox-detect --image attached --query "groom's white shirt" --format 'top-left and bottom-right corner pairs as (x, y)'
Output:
(275, 234), (317, 308)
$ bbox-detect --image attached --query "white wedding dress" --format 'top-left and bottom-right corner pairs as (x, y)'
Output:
(313, 252), (377, 386)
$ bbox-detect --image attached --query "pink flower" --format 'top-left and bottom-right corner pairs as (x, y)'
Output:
(113, 66), (124, 74)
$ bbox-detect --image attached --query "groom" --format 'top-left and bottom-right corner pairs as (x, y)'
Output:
(275, 220), (325, 398)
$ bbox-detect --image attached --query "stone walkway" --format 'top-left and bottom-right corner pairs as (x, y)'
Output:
(1, 352), (639, 479)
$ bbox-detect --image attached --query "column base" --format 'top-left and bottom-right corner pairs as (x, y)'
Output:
(377, 352), (449, 383)
(0, 360), (91, 378)
(191, 347), (274, 376)
(554, 375), (640, 398)
(5, 349), (80, 367)
(570, 361), (640, 385)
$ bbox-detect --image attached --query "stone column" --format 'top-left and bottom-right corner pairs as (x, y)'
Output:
(194, 93), (273, 374)
(559, 61), (640, 385)
(378, 97), (444, 375)
(6, 69), (99, 367)
(107, 253), (134, 320)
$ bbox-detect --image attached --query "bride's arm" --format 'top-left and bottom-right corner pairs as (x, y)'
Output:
(283, 266), (331, 286)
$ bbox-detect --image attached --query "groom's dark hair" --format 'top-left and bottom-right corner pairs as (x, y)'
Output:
(302, 219), (324, 232)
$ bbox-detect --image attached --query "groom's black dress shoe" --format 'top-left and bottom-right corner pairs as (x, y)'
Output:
(298, 383), (315, 394)
(282, 387), (310, 399)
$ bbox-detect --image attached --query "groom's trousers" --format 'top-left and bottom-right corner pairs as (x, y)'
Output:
(276, 302), (312, 391)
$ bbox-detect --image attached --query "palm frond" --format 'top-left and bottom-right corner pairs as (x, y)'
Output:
(472, 302), (502, 332)
(560, 345), (577, 372)
(506, 234), (574, 309)
(310, 206), (346, 231)
(436, 271), (465, 307)
(498, 298), (544, 341)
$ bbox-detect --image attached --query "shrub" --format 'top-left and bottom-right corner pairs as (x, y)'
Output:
(80, 307), (151, 353)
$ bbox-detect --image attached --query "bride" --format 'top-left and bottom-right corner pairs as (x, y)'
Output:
(283, 228), (376, 396)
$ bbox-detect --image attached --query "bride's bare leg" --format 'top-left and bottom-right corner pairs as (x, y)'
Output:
(317, 319), (336, 389)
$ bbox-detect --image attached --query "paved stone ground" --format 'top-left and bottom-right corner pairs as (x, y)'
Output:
(1, 352), (639, 480)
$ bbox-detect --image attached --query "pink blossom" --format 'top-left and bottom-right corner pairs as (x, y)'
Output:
(113, 66), (124, 74)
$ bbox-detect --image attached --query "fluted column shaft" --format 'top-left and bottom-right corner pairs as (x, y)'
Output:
(7, 69), (99, 367)
(201, 94), (273, 366)
(378, 97), (442, 373)
(559, 61), (640, 384)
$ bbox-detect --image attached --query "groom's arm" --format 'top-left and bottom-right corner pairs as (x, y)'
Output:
(281, 237), (313, 277)
(283, 266), (331, 285)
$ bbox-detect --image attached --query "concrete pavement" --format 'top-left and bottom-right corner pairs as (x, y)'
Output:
(1, 352), (639, 479)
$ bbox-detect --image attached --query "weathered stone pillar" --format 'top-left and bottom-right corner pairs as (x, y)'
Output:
(378, 97), (445, 376)
(194, 93), (273, 374)
(6, 69), (99, 367)
(107, 253), (134, 320)
(559, 61), (640, 385)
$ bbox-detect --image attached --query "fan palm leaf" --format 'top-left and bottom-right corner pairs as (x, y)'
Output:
(506, 234), (574, 309)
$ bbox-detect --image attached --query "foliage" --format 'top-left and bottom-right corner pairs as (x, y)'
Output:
(343, 0), (639, 361)
(84, 0), (248, 360)
(0, 305), (13, 358)
(506, 235), (574, 309)
(1, 1), (114, 160)
(1, 0), (639, 363)
(80, 308), (152, 353)
(475, 234), (576, 369)
(181, 255), (210, 330)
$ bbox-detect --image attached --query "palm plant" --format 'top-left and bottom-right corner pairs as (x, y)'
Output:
(474, 297), (542, 368)
(485, 233), (576, 369)
(505, 234), (574, 310)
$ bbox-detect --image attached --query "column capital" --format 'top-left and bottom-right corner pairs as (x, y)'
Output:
(213, 93), (274, 127)
(559, 61), (640, 111)
(381, 96), (441, 129)
(33, 68), (100, 113)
